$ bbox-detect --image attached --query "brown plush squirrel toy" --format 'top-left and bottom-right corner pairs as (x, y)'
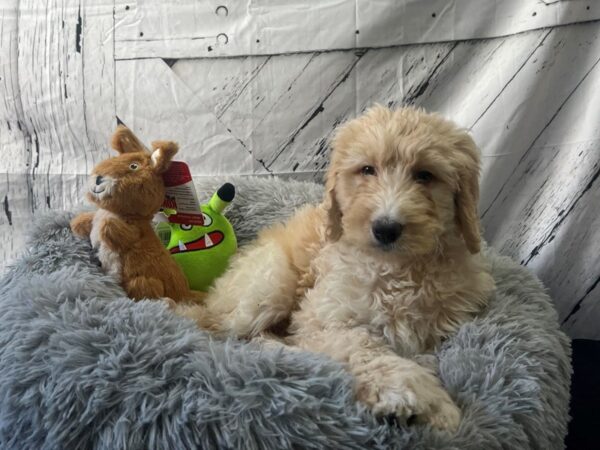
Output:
(70, 126), (202, 303)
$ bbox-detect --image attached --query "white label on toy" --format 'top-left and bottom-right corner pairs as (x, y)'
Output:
(161, 161), (204, 226)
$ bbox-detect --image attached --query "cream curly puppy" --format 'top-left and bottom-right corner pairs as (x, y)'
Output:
(180, 105), (495, 431)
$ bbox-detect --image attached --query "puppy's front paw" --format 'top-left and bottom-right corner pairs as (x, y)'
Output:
(417, 394), (461, 432)
(354, 355), (461, 432)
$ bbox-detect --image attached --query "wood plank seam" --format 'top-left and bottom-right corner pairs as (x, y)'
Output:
(482, 52), (600, 218)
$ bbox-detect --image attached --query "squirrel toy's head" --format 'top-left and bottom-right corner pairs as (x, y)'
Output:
(87, 126), (177, 218)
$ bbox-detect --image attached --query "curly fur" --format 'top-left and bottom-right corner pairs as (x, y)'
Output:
(182, 106), (496, 431)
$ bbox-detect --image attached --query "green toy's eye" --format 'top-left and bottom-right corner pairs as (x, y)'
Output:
(202, 212), (213, 227)
(180, 224), (193, 231)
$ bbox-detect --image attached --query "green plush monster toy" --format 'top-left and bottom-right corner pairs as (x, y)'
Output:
(156, 183), (237, 292)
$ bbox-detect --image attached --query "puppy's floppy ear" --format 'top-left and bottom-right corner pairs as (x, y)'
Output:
(111, 125), (148, 154)
(150, 140), (178, 174)
(323, 166), (343, 242)
(454, 134), (482, 254)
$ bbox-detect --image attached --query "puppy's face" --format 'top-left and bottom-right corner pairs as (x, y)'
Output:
(325, 106), (481, 257)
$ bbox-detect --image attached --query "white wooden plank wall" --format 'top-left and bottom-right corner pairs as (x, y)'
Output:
(1, 0), (599, 339)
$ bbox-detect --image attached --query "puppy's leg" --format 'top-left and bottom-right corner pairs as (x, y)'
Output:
(353, 353), (460, 432)
(413, 353), (440, 374)
(195, 205), (324, 337)
(200, 239), (299, 337)
(173, 301), (207, 322)
(289, 326), (461, 432)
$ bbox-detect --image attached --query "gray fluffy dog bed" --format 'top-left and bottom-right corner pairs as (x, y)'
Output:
(0, 177), (571, 449)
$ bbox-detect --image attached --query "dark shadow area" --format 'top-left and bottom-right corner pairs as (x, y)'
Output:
(566, 339), (600, 449)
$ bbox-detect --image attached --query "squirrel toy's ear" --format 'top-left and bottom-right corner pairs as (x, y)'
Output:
(111, 125), (148, 154)
(150, 140), (178, 174)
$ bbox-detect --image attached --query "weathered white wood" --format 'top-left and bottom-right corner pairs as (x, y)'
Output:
(471, 21), (600, 212)
(115, 58), (254, 174)
(481, 56), (600, 338)
(220, 51), (361, 173)
(0, 0), (116, 269)
(402, 32), (550, 128)
(114, 0), (600, 59)
(0, 173), (89, 267)
(174, 51), (364, 174)
(356, 0), (597, 48)
(0, 1), (27, 176)
(0, 1), (22, 270)
(13, 0), (116, 173)
(81, 1), (119, 157)
(524, 158), (600, 340)
(525, 146), (600, 340)
(172, 56), (269, 118)
(267, 30), (550, 175)
(267, 44), (459, 175)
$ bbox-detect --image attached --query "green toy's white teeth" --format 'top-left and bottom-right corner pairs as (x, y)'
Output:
(169, 231), (225, 255)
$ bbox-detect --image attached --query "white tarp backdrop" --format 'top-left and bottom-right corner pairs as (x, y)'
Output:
(1, 0), (599, 338)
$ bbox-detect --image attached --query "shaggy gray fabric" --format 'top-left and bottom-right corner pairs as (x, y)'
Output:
(0, 177), (571, 450)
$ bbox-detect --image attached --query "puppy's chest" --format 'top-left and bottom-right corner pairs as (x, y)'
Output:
(367, 274), (449, 353)
(335, 266), (460, 354)
(311, 247), (469, 354)
(90, 209), (122, 281)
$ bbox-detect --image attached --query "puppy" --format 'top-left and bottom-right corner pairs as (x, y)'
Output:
(181, 105), (495, 431)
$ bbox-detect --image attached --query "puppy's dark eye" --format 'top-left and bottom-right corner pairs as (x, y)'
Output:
(360, 165), (377, 176)
(414, 170), (434, 184)
(129, 163), (139, 171)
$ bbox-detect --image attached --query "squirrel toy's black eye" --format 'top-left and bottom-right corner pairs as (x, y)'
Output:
(129, 163), (139, 170)
(360, 165), (377, 176)
(414, 170), (434, 184)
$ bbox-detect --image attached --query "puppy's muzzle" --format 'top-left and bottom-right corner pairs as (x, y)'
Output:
(372, 219), (403, 245)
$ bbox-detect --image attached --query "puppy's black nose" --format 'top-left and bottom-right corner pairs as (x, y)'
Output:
(372, 219), (403, 245)
(95, 175), (104, 185)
